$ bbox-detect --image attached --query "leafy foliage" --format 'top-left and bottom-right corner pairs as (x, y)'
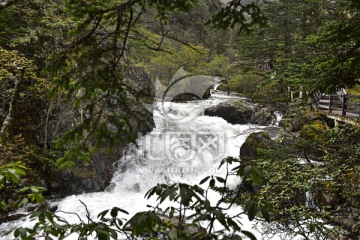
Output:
(0, 46), (49, 138)
(10, 157), (266, 239)
(306, 0), (360, 92)
(1, 0), (360, 239)
(209, 0), (267, 32)
(237, 121), (360, 239)
(0, 161), (46, 222)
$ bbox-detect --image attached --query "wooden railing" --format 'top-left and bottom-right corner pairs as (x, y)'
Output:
(316, 94), (360, 118)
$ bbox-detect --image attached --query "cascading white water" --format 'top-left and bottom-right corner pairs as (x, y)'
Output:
(53, 95), (267, 237)
(1, 91), (289, 239)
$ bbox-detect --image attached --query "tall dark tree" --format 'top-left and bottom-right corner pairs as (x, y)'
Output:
(308, 0), (360, 92)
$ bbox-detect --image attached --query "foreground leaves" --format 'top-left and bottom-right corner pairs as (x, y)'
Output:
(9, 157), (263, 240)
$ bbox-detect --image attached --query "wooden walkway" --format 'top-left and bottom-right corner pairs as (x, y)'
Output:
(315, 93), (360, 124)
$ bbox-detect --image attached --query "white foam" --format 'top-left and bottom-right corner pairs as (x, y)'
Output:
(1, 93), (284, 239)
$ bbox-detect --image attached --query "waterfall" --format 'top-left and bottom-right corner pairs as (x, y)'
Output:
(1, 90), (289, 239)
(51, 94), (264, 236)
(272, 111), (283, 126)
(212, 79), (222, 90)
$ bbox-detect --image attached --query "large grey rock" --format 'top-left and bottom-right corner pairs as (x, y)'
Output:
(50, 148), (124, 196)
(205, 100), (254, 124)
(204, 99), (274, 125)
(251, 106), (275, 125)
(278, 112), (334, 132)
(240, 131), (276, 162)
(123, 66), (154, 97)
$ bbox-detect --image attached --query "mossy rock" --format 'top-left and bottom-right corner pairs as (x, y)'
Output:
(71, 169), (97, 179)
(205, 98), (275, 124)
(240, 131), (275, 162)
(50, 148), (125, 196)
(204, 99), (254, 124)
(300, 120), (329, 142)
(280, 111), (334, 132)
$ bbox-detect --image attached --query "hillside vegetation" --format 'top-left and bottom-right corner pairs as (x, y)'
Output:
(0, 0), (359, 239)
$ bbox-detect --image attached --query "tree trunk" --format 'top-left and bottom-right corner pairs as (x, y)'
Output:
(0, 69), (25, 137)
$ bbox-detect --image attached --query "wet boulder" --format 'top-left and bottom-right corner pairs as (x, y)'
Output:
(204, 99), (274, 125)
(204, 99), (254, 124)
(240, 131), (277, 162)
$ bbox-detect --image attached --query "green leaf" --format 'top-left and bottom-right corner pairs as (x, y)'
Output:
(192, 185), (205, 196)
(118, 208), (129, 215)
(212, 210), (227, 229)
(96, 229), (110, 240)
(244, 165), (252, 176)
(0, 201), (7, 210)
(110, 207), (128, 217)
(199, 176), (210, 184)
(231, 235), (243, 240)
(241, 230), (257, 240)
(145, 187), (156, 199)
(18, 198), (28, 208)
(232, 165), (241, 172)
(203, 199), (211, 210)
(193, 213), (210, 222)
(98, 210), (109, 219)
(30, 187), (39, 193)
(247, 202), (257, 221)
(218, 159), (226, 169)
(216, 176), (226, 183)
(227, 218), (240, 231)
(259, 203), (270, 222)
(168, 229), (178, 240)
(14, 228), (20, 238)
(169, 207), (175, 218)
(116, 219), (123, 227)
(111, 208), (118, 217)
(8, 169), (20, 184)
(127, 211), (163, 235)
(155, 184), (163, 195)
(14, 168), (26, 176)
(209, 178), (215, 188)
(45, 211), (54, 222)
(35, 194), (45, 204)
(179, 183), (192, 206)
(309, 223), (316, 232)
(57, 159), (75, 170)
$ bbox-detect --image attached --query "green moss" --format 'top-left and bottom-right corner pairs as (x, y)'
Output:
(246, 132), (272, 157)
(72, 169), (96, 179)
(247, 132), (271, 144)
(300, 120), (329, 141)
(346, 85), (360, 95)
(232, 99), (250, 111)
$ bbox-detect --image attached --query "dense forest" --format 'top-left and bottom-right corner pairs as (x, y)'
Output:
(0, 0), (359, 239)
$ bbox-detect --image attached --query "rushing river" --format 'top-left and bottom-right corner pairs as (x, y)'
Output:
(1, 88), (289, 239)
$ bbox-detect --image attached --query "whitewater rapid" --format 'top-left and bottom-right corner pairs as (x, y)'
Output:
(56, 95), (263, 235)
(1, 91), (286, 239)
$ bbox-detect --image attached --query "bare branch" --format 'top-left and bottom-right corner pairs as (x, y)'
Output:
(64, 15), (103, 49)
(164, 34), (204, 53)
(79, 199), (94, 224)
